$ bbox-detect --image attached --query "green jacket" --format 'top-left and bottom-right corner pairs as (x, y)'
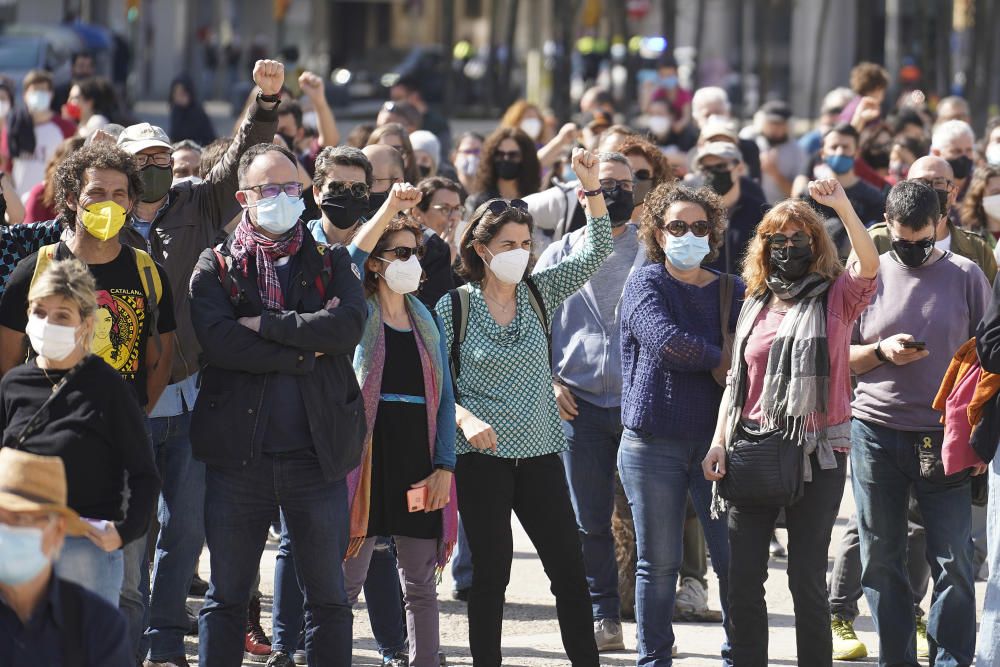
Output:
(867, 221), (997, 284)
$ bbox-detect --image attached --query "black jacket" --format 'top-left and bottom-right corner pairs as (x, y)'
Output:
(974, 274), (1000, 464)
(188, 225), (367, 481)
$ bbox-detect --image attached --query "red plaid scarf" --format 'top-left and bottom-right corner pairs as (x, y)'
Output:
(230, 217), (304, 311)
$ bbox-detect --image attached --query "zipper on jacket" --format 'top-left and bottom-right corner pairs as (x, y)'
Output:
(246, 375), (267, 464)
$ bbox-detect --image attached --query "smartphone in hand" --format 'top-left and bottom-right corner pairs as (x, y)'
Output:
(407, 487), (427, 513)
(901, 341), (927, 350)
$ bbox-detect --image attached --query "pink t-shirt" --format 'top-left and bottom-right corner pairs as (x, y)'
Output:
(741, 267), (877, 433)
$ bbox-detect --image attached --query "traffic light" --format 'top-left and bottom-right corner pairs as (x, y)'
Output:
(126, 0), (139, 22)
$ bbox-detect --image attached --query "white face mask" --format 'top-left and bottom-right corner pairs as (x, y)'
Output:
(647, 115), (670, 136)
(456, 154), (479, 177)
(302, 110), (319, 130)
(0, 99), (10, 119)
(486, 247), (530, 285)
(983, 193), (1000, 221)
(377, 254), (422, 294)
(172, 175), (204, 187)
(26, 315), (80, 361)
(25, 89), (52, 113)
(987, 143), (1000, 167)
(519, 117), (543, 140)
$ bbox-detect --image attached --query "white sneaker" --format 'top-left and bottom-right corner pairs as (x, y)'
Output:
(672, 643), (678, 657)
(292, 650), (306, 665)
(594, 618), (626, 652)
(674, 576), (709, 615)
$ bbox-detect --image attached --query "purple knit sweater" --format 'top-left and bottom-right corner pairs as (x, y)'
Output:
(620, 263), (745, 440)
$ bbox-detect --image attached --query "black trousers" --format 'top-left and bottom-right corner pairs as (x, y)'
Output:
(727, 452), (847, 666)
(455, 452), (598, 667)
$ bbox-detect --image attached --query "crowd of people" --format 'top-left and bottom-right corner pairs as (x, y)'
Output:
(0, 47), (1000, 667)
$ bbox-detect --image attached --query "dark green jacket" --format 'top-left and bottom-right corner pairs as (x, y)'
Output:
(867, 221), (997, 284)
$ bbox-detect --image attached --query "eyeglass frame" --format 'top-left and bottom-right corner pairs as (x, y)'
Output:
(134, 152), (172, 169)
(325, 180), (371, 198)
(659, 218), (712, 238)
(241, 182), (304, 199)
(379, 245), (427, 261)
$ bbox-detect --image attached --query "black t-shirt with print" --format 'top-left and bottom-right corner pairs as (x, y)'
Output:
(0, 243), (176, 407)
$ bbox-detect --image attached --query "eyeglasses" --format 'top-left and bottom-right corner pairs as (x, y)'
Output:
(431, 204), (462, 218)
(244, 182), (303, 199)
(634, 169), (652, 181)
(372, 176), (401, 186)
(326, 181), (370, 198)
(380, 245), (426, 261)
(701, 162), (734, 175)
(767, 231), (811, 248)
(599, 178), (634, 193)
(494, 150), (522, 162)
(660, 219), (712, 238)
(913, 177), (954, 191)
(134, 153), (172, 168)
(457, 148), (481, 156)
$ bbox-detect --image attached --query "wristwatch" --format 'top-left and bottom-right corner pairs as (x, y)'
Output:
(874, 340), (889, 363)
(582, 187), (603, 197)
(257, 91), (281, 104)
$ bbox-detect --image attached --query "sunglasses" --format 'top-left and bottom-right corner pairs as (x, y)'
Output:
(245, 182), (303, 199)
(494, 150), (522, 162)
(486, 198), (528, 216)
(661, 219), (712, 237)
(767, 231), (811, 248)
(380, 245), (426, 261)
(326, 181), (370, 198)
(890, 236), (934, 249)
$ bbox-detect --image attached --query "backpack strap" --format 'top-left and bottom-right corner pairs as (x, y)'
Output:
(132, 247), (163, 358)
(447, 284), (471, 388)
(524, 276), (552, 365)
(212, 247), (244, 308)
(59, 580), (86, 667)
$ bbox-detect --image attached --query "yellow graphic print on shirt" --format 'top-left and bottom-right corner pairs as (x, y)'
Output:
(92, 288), (146, 380)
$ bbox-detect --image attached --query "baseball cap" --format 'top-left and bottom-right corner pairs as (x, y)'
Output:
(118, 123), (172, 154)
(695, 141), (743, 165)
(759, 100), (792, 122)
(699, 118), (739, 144)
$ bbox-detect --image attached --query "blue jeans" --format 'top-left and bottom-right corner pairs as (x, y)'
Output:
(146, 411), (206, 660)
(617, 428), (731, 667)
(55, 535), (124, 605)
(451, 519), (472, 591)
(198, 449), (352, 667)
(561, 398), (622, 621)
(273, 528), (406, 656)
(978, 453), (1000, 665)
(851, 419), (976, 667)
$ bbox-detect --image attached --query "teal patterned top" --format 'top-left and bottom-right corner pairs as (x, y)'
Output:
(435, 213), (613, 458)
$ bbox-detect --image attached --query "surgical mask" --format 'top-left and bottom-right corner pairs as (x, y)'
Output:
(377, 255), (422, 294)
(25, 89), (51, 112)
(302, 110), (319, 130)
(769, 245), (814, 281)
(703, 169), (734, 196)
(934, 189), (950, 218)
(26, 315), (80, 361)
(250, 192), (305, 235)
(456, 154), (479, 177)
(660, 75), (679, 89)
(321, 192), (370, 230)
(889, 161), (910, 181)
(366, 190), (390, 218)
(986, 144), (1000, 167)
(0, 99), (9, 119)
(486, 247), (530, 285)
(603, 188), (634, 226)
(64, 102), (82, 121)
(947, 155), (973, 180)
(80, 200), (127, 241)
(664, 232), (710, 270)
(647, 115), (670, 137)
(825, 154), (855, 175)
(862, 145), (891, 170)
(140, 165), (173, 203)
(982, 193), (1000, 220)
(520, 118), (543, 140)
(0, 523), (50, 585)
(172, 175), (204, 187)
(891, 237), (934, 268)
(494, 158), (522, 181)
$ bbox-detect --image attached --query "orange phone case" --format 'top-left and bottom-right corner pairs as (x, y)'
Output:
(407, 487), (427, 512)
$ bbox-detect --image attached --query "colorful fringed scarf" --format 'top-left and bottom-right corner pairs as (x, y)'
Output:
(346, 295), (458, 571)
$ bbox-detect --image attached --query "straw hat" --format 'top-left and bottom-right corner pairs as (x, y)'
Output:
(0, 449), (89, 535)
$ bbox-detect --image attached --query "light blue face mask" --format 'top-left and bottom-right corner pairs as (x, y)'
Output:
(251, 192), (305, 235)
(825, 154), (855, 175)
(665, 231), (711, 270)
(0, 523), (50, 585)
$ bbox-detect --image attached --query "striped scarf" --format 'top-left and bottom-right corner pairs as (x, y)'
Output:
(230, 217), (303, 311)
(346, 295), (458, 570)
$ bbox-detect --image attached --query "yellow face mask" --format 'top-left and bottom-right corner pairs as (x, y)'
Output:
(79, 200), (127, 241)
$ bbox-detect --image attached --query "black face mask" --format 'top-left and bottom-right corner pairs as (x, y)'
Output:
(494, 158), (522, 181)
(891, 237), (934, 268)
(769, 244), (814, 282)
(934, 188), (950, 217)
(418, 164), (432, 179)
(140, 165), (173, 203)
(947, 155), (973, 181)
(321, 192), (370, 230)
(277, 133), (297, 152)
(603, 188), (635, 226)
(764, 134), (788, 146)
(366, 190), (390, 218)
(703, 169), (734, 196)
(862, 146), (891, 170)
